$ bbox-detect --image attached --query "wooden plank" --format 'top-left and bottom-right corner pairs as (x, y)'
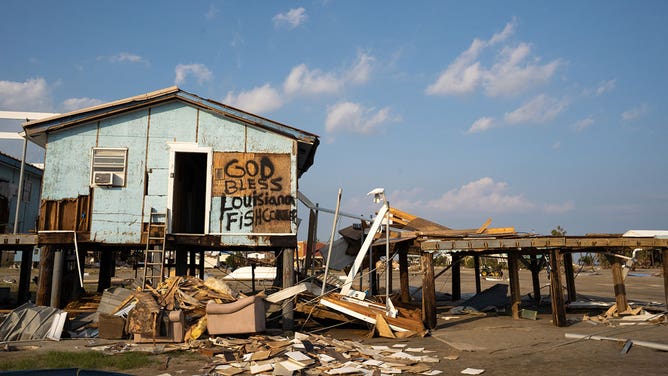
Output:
(476, 218), (492, 234)
(282, 247), (295, 331)
(421, 252), (436, 329)
(266, 282), (307, 303)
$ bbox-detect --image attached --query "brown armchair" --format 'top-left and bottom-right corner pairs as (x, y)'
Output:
(206, 295), (266, 335)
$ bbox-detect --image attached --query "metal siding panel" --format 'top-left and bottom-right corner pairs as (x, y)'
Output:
(146, 102), (198, 170)
(198, 110), (245, 151)
(246, 125), (293, 153)
(91, 111), (147, 243)
(42, 123), (98, 200)
(209, 196), (222, 233)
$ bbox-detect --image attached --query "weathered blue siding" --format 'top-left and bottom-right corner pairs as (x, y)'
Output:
(41, 100), (299, 245)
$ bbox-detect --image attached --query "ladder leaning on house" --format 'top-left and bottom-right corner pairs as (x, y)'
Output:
(142, 209), (168, 289)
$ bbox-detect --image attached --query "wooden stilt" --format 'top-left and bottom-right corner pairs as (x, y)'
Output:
(175, 246), (187, 276)
(282, 247), (295, 331)
(562, 252), (577, 303)
(663, 249), (668, 308)
(508, 253), (521, 319)
(97, 250), (114, 293)
(473, 255), (481, 294)
(50, 249), (64, 308)
(399, 244), (410, 303)
(549, 249), (566, 327)
(421, 252), (437, 329)
(451, 253), (461, 301)
(608, 254), (628, 311)
(17, 246), (33, 304)
(303, 208), (318, 278)
(198, 250), (205, 279)
(530, 254), (541, 304)
(36, 245), (54, 306)
(188, 250), (196, 276)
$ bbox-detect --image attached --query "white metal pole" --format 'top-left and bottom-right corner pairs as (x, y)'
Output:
(13, 136), (28, 234)
(321, 188), (342, 296)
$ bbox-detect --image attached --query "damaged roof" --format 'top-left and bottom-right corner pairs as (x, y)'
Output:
(22, 86), (320, 176)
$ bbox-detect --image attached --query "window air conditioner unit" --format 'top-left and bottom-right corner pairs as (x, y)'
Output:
(93, 172), (114, 186)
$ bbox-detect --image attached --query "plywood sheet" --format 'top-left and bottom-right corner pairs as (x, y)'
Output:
(212, 152), (294, 234)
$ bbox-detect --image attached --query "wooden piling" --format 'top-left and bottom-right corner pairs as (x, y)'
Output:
(529, 254), (541, 304)
(36, 245), (54, 306)
(17, 246), (33, 304)
(508, 253), (521, 319)
(549, 249), (566, 327)
(473, 255), (481, 294)
(97, 250), (115, 293)
(608, 254), (628, 311)
(282, 247), (295, 331)
(663, 249), (668, 308)
(451, 253), (461, 301)
(175, 246), (187, 276)
(399, 244), (410, 303)
(562, 252), (577, 303)
(303, 208), (318, 278)
(421, 252), (437, 329)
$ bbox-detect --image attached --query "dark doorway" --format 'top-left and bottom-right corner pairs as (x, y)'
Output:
(172, 152), (207, 233)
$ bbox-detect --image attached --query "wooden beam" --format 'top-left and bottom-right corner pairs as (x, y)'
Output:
(563, 252), (577, 303)
(422, 236), (668, 251)
(399, 244), (410, 303)
(476, 218), (492, 234)
(508, 253), (521, 319)
(303, 208), (318, 278)
(549, 250), (566, 327)
(421, 252), (436, 329)
(608, 254), (628, 311)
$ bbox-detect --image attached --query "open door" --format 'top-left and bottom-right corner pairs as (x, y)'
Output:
(171, 152), (207, 233)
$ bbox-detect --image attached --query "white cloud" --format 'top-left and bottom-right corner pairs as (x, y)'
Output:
(552, 141), (561, 150)
(426, 19), (560, 97)
(107, 52), (148, 64)
(273, 7), (307, 29)
(346, 52), (375, 85)
(596, 79), (616, 96)
(0, 78), (52, 111)
(174, 63), (213, 85)
(62, 97), (105, 112)
(504, 94), (568, 124)
(325, 101), (399, 135)
(467, 116), (495, 134)
(223, 84), (284, 114)
(284, 64), (343, 96)
(427, 177), (535, 213)
(621, 104), (649, 121)
(573, 117), (594, 132)
(205, 4), (219, 20)
(284, 52), (374, 96)
(483, 43), (560, 97)
(543, 201), (574, 214)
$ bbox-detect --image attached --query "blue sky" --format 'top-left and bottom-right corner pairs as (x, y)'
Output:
(1, 1), (667, 239)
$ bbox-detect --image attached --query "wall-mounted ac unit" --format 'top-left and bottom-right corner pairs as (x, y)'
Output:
(93, 172), (114, 186)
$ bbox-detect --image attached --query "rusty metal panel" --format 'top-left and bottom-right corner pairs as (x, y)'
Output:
(212, 152), (295, 234)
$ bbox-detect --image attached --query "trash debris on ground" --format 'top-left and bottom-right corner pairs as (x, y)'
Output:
(581, 302), (667, 326)
(564, 333), (668, 352)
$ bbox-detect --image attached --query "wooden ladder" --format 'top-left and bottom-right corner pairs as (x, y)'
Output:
(143, 210), (168, 289)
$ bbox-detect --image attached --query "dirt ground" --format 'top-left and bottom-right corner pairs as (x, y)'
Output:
(0, 265), (666, 375)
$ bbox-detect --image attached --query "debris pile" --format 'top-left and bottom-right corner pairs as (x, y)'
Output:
(582, 303), (667, 326)
(190, 332), (443, 375)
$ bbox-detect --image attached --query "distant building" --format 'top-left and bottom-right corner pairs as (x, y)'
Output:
(0, 152), (42, 234)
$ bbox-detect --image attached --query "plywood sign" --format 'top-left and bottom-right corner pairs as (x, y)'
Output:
(213, 152), (295, 233)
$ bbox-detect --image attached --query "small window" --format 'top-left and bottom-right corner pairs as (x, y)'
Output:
(91, 148), (127, 187)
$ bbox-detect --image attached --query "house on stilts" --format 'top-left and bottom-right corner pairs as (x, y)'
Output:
(19, 86), (319, 308)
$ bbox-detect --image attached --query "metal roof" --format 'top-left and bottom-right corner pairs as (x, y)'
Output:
(22, 86), (320, 176)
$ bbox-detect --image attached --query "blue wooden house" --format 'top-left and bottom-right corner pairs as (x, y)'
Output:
(21, 87), (319, 303)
